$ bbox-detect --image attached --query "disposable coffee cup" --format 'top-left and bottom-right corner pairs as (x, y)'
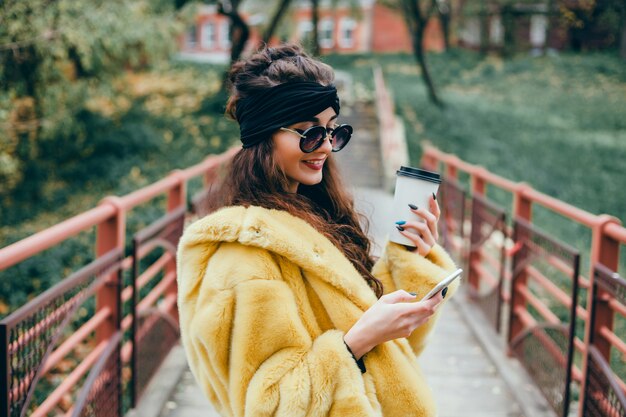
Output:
(390, 166), (441, 247)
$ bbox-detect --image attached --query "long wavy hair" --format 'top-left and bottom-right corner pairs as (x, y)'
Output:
(213, 43), (383, 298)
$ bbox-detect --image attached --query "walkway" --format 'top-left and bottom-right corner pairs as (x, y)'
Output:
(137, 99), (547, 417)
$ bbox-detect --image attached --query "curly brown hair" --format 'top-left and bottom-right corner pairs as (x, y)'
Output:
(214, 43), (383, 298)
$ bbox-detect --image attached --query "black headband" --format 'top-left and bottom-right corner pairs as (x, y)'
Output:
(235, 81), (340, 148)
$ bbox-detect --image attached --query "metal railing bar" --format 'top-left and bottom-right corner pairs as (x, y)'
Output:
(30, 339), (109, 417)
(15, 264), (119, 417)
(525, 264), (590, 322)
(598, 326), (626, 357)
(511, 307), (569, 368)
(41, 307), (112, 376)
(515, 284), (562, 325)
(69, 331), (122, 417)
(472, 260), (499, 288)
(1, 249), (122, 326)
(0, 205), (116, 270)
(608, 298), (626, 317)
(133, 206), (186, 244)
(121, 252), (173, 303)
(136, 271), (176, 313)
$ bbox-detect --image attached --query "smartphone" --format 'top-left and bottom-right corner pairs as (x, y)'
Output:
(420, 268), (463, 301)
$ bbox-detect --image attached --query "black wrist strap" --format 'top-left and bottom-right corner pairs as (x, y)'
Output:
(343, 341), (367, 374)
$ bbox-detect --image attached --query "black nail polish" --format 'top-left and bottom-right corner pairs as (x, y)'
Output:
(396, 225), (405, 231)
(408, 204), (418, 210)
(432, 192), (437, 201)
(409, 292), (417, 296)
(442, 287), (448, 298)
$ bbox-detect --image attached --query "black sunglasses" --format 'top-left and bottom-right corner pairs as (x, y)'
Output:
(279, 124), (353, 153)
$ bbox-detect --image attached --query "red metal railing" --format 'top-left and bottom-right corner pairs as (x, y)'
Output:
(421, 143), (626, 417)
(0, 147), (238, 417)
(2, 135), (624, 417)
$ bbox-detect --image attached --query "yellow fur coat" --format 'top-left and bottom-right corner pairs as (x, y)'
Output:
(176, 205), (459, 417)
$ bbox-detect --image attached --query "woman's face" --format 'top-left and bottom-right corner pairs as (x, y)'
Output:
(272, 106), (338, 193)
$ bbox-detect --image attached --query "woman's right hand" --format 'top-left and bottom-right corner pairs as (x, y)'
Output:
(343, 289), (445, 359)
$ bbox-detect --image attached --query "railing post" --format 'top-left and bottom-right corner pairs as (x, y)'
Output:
(166, 171), (186, 324)
(471, 168), (486, 196)
(445, 156), (459, 181)
(95, 196), (126, 345)
(467, 168), (487, 291)
(513, 183), (533, 222)
(507, 183), (533, 354)
(167, 170), (186, 212)
(420, 145), (439, 172)
(578, 215), (621, 417)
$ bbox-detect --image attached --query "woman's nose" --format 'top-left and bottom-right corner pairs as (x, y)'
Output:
(319, 132), (333, 153)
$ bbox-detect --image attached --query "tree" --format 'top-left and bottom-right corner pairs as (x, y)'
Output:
(218, 0), (250, 68)
(263, 0), (340, 55)
(619, 3), (626, 60)
(311, 0), (321, 55)
(397, 0), (444, 107)
(0, 0), (190, 197)
(262, 0), (293, 43)
(433, 0), (452, 50)
(557, 0), (623, 51)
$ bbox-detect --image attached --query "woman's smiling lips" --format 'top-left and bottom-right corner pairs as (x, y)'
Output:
(301, 158), (326, 171)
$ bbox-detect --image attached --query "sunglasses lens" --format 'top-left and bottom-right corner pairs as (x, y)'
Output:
(331, 125), (352, 151)
(300, 126), (326, 152)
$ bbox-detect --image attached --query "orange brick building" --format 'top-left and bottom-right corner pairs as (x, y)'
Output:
(179, 1), (445, 61)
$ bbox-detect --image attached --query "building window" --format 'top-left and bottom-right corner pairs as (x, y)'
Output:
(186, 25), (198, 48)
(459, 17), (480, 47)
(220, 21), (231, 48)
(201, 22), (217, 49)
(489, 16), (503, 46)
(319, 19), (334, 48)
(298, 20), (313, 44)
(338, 17), (356, 48)
(530, 15), (547, 47)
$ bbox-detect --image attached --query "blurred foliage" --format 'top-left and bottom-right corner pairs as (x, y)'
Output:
(0, 0), (198, 197)
(566, 0), (625, 51)
(0, 60), (240, 318)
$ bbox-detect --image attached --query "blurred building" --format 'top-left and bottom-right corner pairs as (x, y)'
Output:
(177, 5), (243, 63)
(178, 1), (445, 62)
(457, 1), (576, 53)
(465, 0), (626, 53)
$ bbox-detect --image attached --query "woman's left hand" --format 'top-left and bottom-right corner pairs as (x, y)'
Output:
(396, 193), (441, 256)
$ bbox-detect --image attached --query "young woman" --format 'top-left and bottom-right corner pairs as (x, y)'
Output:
(176, 43), (459, 417)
